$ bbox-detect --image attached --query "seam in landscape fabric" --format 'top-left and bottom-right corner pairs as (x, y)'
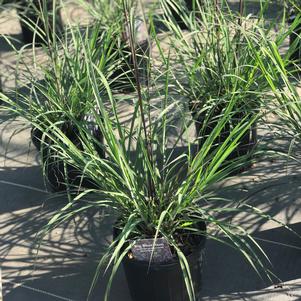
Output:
(2, 278), (75, 301)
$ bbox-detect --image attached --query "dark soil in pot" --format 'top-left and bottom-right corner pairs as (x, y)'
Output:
(114, 221), (206, 301)
(288, 10), (301, 63)
(36, 121), (104, 192)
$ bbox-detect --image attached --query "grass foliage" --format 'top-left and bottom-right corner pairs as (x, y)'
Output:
(1, 0), (301, 300)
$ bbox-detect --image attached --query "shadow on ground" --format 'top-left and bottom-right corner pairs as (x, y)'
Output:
(0, 182), (131, 301)
(202, 222), (301, 298)
(1, 153), (301, 300)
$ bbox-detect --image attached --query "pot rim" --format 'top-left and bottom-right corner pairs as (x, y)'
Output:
(114, 221), (207, 267)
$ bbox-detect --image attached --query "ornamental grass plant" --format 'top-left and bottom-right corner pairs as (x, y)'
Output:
(159, 0), (286, 163)
(0, 0), (299, 300)
(1, 6), (129, 190)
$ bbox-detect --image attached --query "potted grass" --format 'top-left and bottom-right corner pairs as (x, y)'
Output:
(27, 3), (279, 301)
(4, 8), (148, 192)
(36, 54), (270, 301)
(6, 25), (121, 191)
(1, 1), (285, 300)
(161, 0), (270, 168)
(254, 16), (301, 141)
(32, 26), (118, 191)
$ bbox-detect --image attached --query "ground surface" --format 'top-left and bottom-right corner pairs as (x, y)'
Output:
(0, 1), (301, 301)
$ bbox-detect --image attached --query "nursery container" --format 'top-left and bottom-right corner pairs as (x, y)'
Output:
(18, 0), (61, 45)
(115, 222), (206, 301)
(170, 0), (196, 30)
(31, 126), (43, 150)
(289, 9), (301, 63)
(34, 122), (103, 191)
(110, 40), (149, 91)
(192, 108), (257, 162)
(41, 123), (82, 192)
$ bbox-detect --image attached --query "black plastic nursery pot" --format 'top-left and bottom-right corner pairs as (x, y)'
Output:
(115, 222), (206, 301)
(34, 122), (104, 192)
(169, 0), (198, 30)
(109, 39), (149, 92)
(94, 17), (149, 91)
(197, 119), (256, 160)
(18, 0), (61, 45)
(289, 10), (301, 63)
(20, 14), (46, 44)
(192, 108), (257, 164)
(31, 126), (43, 150)
(41, 123), (83, 192)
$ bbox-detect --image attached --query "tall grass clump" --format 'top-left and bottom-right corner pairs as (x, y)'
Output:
(0, 0), (292, 300)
